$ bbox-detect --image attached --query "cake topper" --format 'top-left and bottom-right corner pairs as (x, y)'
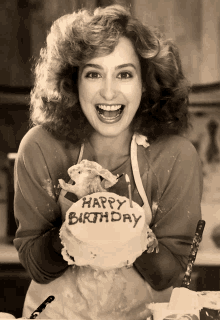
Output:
(59, 159), (118, 199)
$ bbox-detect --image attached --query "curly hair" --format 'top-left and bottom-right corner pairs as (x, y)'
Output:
(30, 4), (190, 144)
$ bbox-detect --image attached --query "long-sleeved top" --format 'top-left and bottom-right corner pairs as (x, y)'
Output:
(13, 125), (203, 290)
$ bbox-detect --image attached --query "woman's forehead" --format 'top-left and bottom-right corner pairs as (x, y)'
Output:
(93, 37), (137, 61)
(80, 37), (140, 71)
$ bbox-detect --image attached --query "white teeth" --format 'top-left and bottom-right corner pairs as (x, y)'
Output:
(97, 104), (122, 111)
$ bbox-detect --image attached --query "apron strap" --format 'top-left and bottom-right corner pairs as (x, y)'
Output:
(131, 134), (152, 225)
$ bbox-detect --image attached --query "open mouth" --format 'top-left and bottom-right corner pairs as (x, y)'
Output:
(95, 104), (125, 122)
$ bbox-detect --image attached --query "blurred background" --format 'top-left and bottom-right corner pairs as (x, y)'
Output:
(0, 0), (220, 317)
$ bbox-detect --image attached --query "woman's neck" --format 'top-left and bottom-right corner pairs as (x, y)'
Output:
(86, 130), (133, 171)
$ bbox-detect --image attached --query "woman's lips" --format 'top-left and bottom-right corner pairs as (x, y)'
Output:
(95, 104), (125, 124)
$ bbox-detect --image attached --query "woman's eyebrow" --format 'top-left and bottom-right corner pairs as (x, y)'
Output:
(82, 63), (136, 71)
(116, 63), (136, 70)
(83, 63), (103, 70)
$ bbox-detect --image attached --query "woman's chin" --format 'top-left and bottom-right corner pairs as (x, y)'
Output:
(94, 125), (128, 138)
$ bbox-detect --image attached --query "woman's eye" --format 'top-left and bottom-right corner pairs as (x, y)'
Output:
(117, 72), (133, 79)
(85, 72), (101, 79)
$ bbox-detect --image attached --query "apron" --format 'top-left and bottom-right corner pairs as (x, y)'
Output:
(22, 134), (172, 320)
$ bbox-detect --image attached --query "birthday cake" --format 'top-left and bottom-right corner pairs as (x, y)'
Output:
(60, 192), (154, 270)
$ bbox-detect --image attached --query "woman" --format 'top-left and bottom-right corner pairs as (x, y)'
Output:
(14, 4), (203, 319)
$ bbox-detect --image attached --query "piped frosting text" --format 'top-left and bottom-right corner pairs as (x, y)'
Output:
(68, 195), (142, 228)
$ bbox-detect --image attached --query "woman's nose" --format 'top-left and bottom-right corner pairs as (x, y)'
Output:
(100, 78), (117, 100)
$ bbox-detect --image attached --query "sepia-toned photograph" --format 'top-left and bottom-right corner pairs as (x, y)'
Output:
(0, 0), (220, 319)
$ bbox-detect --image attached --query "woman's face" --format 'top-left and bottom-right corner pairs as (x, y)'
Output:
(78, 37), (143, 139)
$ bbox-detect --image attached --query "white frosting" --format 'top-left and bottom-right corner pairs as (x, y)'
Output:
(60, 192), (151, 270)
